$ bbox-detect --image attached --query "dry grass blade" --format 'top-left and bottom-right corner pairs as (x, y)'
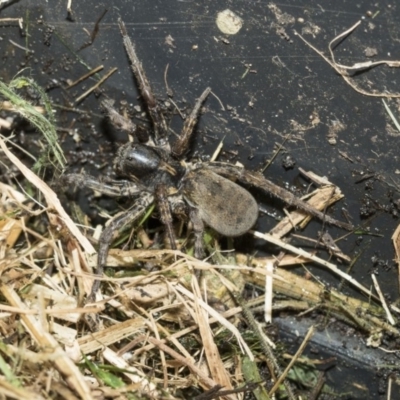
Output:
(67, 64), (104, 88)
(102, 348), (159, 396)
(392, 223), (400, 294)
(0, 379), (45, 400)
(0, 136), (96, 298)
(371, 274), (395, 325)
(74, 67), (117, 103)
(382, 99), (400, 132)
(191, 278), (235, 398)
(0, 17), (23, 29)
(22, 283), (80, 323)
(0, 182), (30, 255)
(78, 317), (146, 354)
(176, 284), (254, 360)
(143, 335), (221, 391)
(264, 259), (274, 323)
(0, 285), (92, 400)
(0, 136), (95, 256)
(269, 326), (314, 396)
(295, 20), (400, 97)
(252, 230), (378, 301)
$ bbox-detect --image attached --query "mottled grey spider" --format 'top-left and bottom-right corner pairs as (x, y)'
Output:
(62, 20), (353, 301)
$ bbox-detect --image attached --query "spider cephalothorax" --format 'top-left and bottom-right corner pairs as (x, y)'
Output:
(114, 142), (185, 188)
(62, 19), (352, 304)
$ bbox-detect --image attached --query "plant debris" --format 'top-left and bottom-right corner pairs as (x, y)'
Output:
(1, 117), (399, 398)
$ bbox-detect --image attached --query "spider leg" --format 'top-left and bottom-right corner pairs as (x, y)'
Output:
(90, 192), (154, 300)
(160, 194), (205, 258)
(205, 162), (354, 231)
(168, 196), (205, 256)
(118, 19), (169, 150)
(155, 184), (177, 250)
(60, 173), (144, 197)
(189, 207), (205, 259)
(172, 87), (211, 158)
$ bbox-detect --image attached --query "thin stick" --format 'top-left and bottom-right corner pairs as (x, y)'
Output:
(79, 9), (108, 50)
(9, 39), (32, 53)
(210, 90), (225, 111)
(252, 230), (379, 301)
(262, 134), (290, 172)
(269, 325), (315, 396)
(163, 63), (173, 97)
(371, 273), (395, 325)
(294, 21), (400, 98)
(309, 371), (326, 400)
(387, 375), (393, 400)
(67, 65), (104, 88)
(74, 67), (117, 104)
(382, 99), (400, 132)
(264, 259), (274, 323)
(210, 135), (225, 162)
(391, 224), (400, 296)
(1, 134), (37, 162)
(0, 18), (23, 29)
(328, 20), (400, 73)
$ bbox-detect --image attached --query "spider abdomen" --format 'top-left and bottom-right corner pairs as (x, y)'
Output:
(182, 169), (258, 237)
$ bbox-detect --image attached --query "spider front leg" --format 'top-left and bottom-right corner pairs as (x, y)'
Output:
(90, 192), (154, 300)
(205, 162), (354, 231)
(172, 87), (211, 158)
(118, 19), (169, 149)
(60, 173), (145, 198)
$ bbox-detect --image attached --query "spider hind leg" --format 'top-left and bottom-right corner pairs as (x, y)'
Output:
(155, 184), (177, 251)
(205, 162), (353, 231)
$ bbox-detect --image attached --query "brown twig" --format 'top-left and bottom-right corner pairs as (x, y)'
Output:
(74, 67), (117, 104)
(67, 64), (104, 88)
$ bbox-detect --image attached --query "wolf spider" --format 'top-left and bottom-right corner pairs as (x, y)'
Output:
(62, 20), (353, 301)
